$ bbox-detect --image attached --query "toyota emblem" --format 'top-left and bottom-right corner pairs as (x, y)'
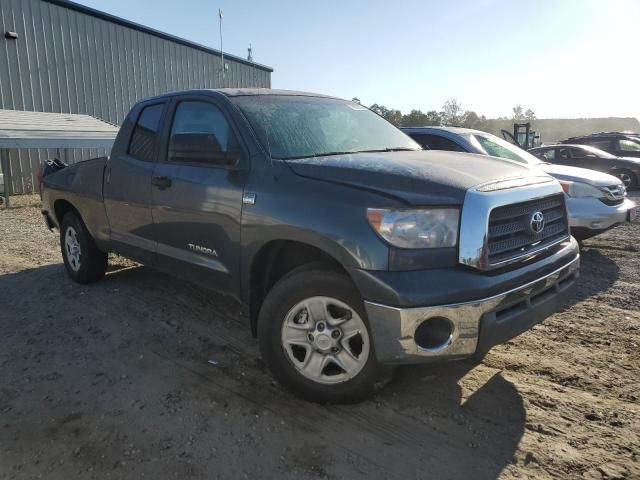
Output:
(529, 211), (545, 234)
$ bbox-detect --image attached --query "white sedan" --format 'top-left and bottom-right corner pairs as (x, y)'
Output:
(402, 126), (637, 240)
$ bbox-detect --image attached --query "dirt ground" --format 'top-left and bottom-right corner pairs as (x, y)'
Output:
(0, 194), (638, 480)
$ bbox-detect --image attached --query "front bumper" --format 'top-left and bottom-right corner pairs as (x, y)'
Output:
(567, 196), (636, 231)
(363, 251), (580, 365)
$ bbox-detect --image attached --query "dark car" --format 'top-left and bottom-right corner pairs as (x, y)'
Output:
(529, 144), (640, 189)
(561, 132), (640, 159)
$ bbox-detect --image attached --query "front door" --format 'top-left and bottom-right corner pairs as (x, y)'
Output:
(104, 102), (166, 262)
(150, 97), (247, 296)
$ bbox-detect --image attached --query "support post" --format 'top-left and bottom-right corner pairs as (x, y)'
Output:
(1, 149), (10, 208)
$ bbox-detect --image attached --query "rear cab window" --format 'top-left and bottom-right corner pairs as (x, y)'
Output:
(128, 103), (164, 161)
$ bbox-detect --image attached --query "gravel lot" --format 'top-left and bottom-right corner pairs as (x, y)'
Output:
(1, 194), (638, 480)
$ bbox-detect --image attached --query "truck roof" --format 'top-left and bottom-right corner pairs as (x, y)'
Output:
(140, 88), (339, 103)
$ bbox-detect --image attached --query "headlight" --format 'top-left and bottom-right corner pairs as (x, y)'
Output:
(367, 208), (459, 249)
(559, 181), (604, 198)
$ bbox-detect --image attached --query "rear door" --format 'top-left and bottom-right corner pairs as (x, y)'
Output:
(104, 102), (167, 262)
(150, 96), (248, 296)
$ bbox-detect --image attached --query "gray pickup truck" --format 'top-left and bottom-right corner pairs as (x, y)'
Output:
(41, 89), (580, 403)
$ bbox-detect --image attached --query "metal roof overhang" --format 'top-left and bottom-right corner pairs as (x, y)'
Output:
(0, 109), (119, 150)
(0, 135), (117, 149)
(0, 109), (119, 207)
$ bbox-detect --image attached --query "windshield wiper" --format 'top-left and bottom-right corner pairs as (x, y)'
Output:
(281, 148), (417, 160)
(359, 147), (417, 153)
(281, 151), (356, 160)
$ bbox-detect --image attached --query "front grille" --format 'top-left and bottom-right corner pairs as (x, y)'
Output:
(599, 184), (626, 206)
(600, 197), (624, 206)
(487, 194), (569, 265)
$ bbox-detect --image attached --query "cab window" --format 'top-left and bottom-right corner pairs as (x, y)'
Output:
(167, 101), (240, 166)
(128, 103), (164, 161)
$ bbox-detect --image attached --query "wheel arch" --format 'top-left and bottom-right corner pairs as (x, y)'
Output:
(246, 238), (357, 337)
(610, 167), (637, 187)
(53, 198), (80, 226)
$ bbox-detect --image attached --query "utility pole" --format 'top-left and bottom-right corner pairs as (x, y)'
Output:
(247, 43), (253, 62)
(219, 9), (225, 86)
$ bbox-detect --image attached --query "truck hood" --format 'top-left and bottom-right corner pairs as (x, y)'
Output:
(286, 150), (545, 205)
(537, 163), (622, 187)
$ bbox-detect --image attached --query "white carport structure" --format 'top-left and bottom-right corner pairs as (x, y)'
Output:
(0, 109), (119, 208)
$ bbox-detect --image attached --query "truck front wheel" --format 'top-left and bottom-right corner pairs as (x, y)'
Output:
(60, 212), (108, 284)
(258, 267), (381, 403)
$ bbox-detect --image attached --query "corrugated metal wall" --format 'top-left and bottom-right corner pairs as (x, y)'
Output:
(0, 0), (272, 194)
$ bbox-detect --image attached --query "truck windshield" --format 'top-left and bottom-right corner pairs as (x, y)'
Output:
(231, 95), (420, 160)
(463, 132), (543, 166)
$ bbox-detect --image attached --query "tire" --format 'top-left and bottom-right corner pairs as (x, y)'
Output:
(612, 169), (636, 190)
(60, 211), (108, 283)
(258, 266), (381, 403)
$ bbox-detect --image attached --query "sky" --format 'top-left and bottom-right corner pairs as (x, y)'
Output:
(76, 0), (640, 120)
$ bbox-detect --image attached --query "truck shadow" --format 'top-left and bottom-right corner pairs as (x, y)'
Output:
(375, 358), (525, 479)
(0, 245), (620, 479)
(571, 248), (620, 301)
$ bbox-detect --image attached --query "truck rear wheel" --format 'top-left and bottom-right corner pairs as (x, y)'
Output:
(258, 266), (381, 403)
(60, 212), (108, 284)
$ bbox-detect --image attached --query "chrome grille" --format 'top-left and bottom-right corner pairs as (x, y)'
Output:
(487, 194), (569, 265)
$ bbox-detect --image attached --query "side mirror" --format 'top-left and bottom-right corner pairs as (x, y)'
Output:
(221, 151), (242, 168)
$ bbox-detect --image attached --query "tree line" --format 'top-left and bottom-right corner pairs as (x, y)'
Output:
(366, 98), (536, 129)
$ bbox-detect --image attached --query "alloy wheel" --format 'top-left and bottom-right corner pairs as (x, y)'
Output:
(64, 226), (82, 272)
(280, 296), (370, 385)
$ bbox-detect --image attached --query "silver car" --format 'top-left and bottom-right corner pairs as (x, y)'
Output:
(402, 126), (637, 240)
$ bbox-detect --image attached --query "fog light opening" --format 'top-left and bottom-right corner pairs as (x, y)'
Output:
(414, 317), (454, 353)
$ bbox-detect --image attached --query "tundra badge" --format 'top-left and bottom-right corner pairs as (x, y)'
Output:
(188, 244), (218, 257)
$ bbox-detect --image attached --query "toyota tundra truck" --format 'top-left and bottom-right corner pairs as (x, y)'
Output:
(41, 89), (580, 403)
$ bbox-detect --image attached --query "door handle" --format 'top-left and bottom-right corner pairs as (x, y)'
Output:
(152, 176), (172, 190)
